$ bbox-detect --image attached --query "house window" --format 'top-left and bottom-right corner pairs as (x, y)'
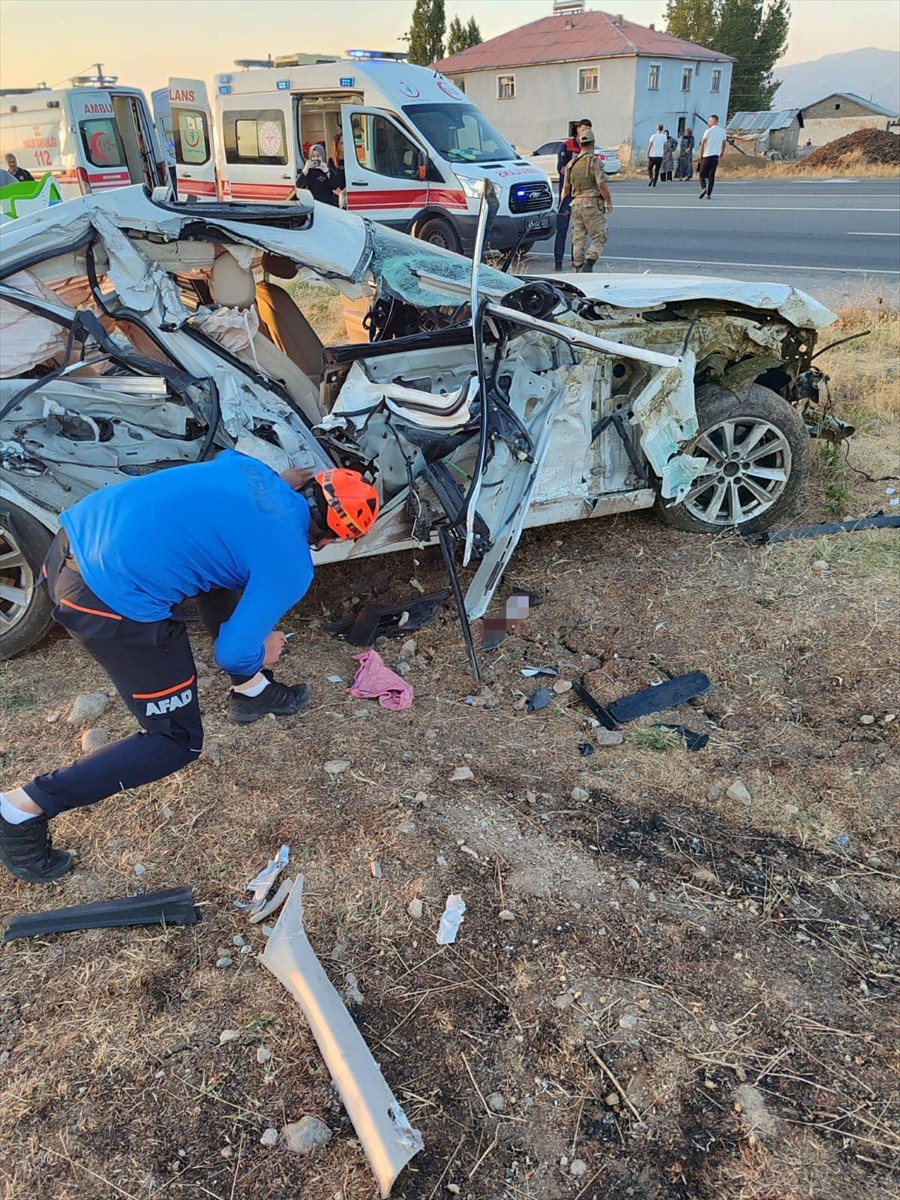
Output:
(677, 116), (686, 136)
(682, 67), (693, 92)
(497, 74), (516, 100)
(711, 69), (721, 93)
(579, 67), (599, 93)
(648, 64), (660, 91)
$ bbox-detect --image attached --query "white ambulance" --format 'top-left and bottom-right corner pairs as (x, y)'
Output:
(0, 81), (166, 199)
(168, 52), (556, 253)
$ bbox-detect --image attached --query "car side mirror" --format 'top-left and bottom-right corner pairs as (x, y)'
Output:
(418, 149), (429, 181)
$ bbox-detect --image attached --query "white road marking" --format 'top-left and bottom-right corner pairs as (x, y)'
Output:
(847, 231), (900, 236)
(569, 255), (900, 276)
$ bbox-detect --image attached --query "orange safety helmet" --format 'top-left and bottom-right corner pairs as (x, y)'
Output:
(313, 469), (380, 540)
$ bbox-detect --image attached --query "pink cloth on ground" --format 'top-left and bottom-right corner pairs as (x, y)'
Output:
(348, 649), (414, 711)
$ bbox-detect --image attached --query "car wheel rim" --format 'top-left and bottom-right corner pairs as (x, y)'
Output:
(683, 417), (792, 526)
(0, 520), (35, 633)
(426, 231), (450, 249)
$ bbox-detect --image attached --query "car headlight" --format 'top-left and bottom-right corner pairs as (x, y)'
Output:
(453, 174), (488, 199)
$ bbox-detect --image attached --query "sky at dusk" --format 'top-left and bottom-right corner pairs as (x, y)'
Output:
(1, 0), (897, 98)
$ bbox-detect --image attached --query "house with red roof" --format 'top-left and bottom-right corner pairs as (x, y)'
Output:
(434, 4), (734, 164)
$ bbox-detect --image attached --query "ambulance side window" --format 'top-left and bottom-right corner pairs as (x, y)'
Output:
(350, 113), (420, 180)
(223, 110), (288, 166)
(173, 109), (210, 166)
(79, 119), (127, 168)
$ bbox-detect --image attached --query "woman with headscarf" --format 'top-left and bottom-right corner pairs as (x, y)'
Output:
(328, 132), (346, 207)
(297, 144), (337, 206)
(661, 130), (678, 182)
(675, 129), (695, 181)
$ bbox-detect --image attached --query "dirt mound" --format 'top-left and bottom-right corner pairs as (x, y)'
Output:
(804, 128), (900, 168)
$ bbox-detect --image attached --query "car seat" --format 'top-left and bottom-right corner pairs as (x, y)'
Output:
(254, 253), (326, 385)
(208, 251), (323, 425)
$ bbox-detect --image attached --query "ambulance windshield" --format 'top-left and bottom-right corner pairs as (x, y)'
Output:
(402, 103), (517, 164)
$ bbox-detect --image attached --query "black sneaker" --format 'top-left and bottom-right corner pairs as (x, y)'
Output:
(228, 679), (311, 725)
(0, 813), (73, 883)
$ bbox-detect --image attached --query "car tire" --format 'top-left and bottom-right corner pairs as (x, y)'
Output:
(0, 504), (55, 660)
(654, 382), (810, 535)
(416, 216), (462, 254)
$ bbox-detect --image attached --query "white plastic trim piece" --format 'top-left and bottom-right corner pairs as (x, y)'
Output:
(260, 877), (423, 1197)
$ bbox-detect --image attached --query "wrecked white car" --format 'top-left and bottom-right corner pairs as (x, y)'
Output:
(1, 185), (838, 660)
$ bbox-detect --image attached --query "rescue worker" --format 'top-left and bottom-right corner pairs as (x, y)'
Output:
(0, 452), (379, 884)
(553, 118), (592, 271)
(561, 128), (614, 273)
(4, 154), (33, 182)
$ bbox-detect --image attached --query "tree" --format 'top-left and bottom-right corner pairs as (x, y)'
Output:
(406, 0), (446, 65)
(446, 14), (483, 55)
(665, 0), (791, 114)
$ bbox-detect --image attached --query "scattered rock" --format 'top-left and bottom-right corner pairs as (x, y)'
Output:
(726, 780), (753, 806)
(45, 711), (61, 724)
(605, 1091), (620, 1106)
(219, 1029), (240, 1044)
(625, 876), (640, 891)
(220, 1146), (233, 1159)
(216, 956), (233, 969)
(553, 991), (575, 1010)
(618, 1011), (639, 1030)
(68, 692), (109, 725)
(569, 1159), (588, 1178)
(160, 806), (175, 821)
(784, 803), (800, 816)
(202, 741), (222, 766)
(282, 1115), (333, 1156)
(344, 972), (364, 1004)
(706, 784), (722, 802)
(400, 637), (417, 660)
(80, 727), (109, 754)
(256, 1047), (272, 1065)
(594, 728), (624, 747)
(498, 909), (516, 921)
(812, 559), (829, 572)
(552, 679), (573, 694)
(260, 1128), (278, 1147)
(407, 898), (424, 919)
(233, 934), (246, 947)
(859, 714), (875, 726)
(324, 759), (351, 777)
(450, 766), (474, 782)
(447, 1186), (461, 1196)
(571, 787), (589, 802)
(134, 863), (146, 877)
(487, 1092), (507, 1113)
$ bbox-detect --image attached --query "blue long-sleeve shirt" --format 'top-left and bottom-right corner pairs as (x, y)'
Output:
(61, 451), (314, 677)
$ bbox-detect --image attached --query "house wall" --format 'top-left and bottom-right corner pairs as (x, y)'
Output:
(803, 94), (887, 120)
(803, 115), (899, 146)
(630, 55), (733, 163)
(449, 57), (637, 154)
(769, 125), (800, 156)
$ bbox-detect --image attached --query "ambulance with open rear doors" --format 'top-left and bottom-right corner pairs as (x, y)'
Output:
(165, 52), (555, 253)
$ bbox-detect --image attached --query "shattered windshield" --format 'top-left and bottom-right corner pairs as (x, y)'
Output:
(368, 224), (517, 308)
(402, 103), (517, 164)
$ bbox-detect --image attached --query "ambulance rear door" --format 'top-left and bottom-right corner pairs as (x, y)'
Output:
(68, 89), (164, 192)
(163, 78), (217, 198)
(217, 92), (295, 201)
(340, 105), (431, 228)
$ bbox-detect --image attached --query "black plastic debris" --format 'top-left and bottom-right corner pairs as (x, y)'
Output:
(573, 672), (711, 730)
(3, 886), (201, 943)
(578, 743), (595, 757)
(527, 686), (555, 713)
(329, 590), (451, 647)
(760, 513), (900, 544)
(652, 723), (709, 752)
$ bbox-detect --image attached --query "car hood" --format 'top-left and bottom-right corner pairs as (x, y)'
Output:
(555, 272), (836, 329)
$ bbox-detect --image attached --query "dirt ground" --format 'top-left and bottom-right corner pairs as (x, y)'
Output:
(1, 305), (898, 1200)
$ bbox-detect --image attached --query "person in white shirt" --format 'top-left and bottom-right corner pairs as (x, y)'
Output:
(646, 125), (667, 188)
(698, 114), (728, 199)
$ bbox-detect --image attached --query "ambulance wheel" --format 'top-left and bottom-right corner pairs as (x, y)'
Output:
(0, 503), (54, 660)
(416, 217), (462, 254)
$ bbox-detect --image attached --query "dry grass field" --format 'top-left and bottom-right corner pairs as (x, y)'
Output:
(1, 294), (897, 1200)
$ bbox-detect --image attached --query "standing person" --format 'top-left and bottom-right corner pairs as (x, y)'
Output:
(0, 453), (379, 884)
(4, 153), (33, 182)
(661, 130), (678, 182)
(647, 125), (666, 187)
(298, 144), (337, 205)
(561, 128), (613, 273)
(554, 118), (592, 271)
(675, 129), (695, 181)
(698, 114), (727, 199)
(328, 132), (346, 207)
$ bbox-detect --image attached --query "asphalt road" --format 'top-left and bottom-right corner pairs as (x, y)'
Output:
(526, 178), (900, 305)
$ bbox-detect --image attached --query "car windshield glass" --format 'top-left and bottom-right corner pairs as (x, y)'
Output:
(402, 103), (516, 164)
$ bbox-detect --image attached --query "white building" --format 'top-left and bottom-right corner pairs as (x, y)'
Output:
(800, 93), (899, 147)
(434, 4), (734, 164)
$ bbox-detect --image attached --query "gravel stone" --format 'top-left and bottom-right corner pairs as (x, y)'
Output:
(594, 728), (624, 746)
(407, 898), (424, 919)
(706, 784), (722, 801)
(570, 1159), (588, 1178)
(216, 956), (233, 969)
(80, 727), (109, 754)
(487, 1092), (507, 1113)
(256, 1047), (272, 1064)
(571, 787), (589, 801)
(450, 766), (474, 781)
(726, 780), (753, 805)
(260, 1128), (278, 1147)
(859, 714), (876, 725)
(68, 692), (109, 725)
(282, 1115), (332, 1155)
(324, 759), (351, 776)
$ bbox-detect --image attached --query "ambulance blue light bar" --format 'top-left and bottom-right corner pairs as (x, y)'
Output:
(218, 85), (232, 94)
(276, 80), (290, 89)
(346, 49), (407, 61)
(339, 77), (355, 87)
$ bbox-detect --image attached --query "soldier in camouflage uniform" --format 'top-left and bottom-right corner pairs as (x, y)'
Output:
(561, 128), (614, 272)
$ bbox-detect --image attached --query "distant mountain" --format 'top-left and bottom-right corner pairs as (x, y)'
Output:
(774, 48), (900, 113)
